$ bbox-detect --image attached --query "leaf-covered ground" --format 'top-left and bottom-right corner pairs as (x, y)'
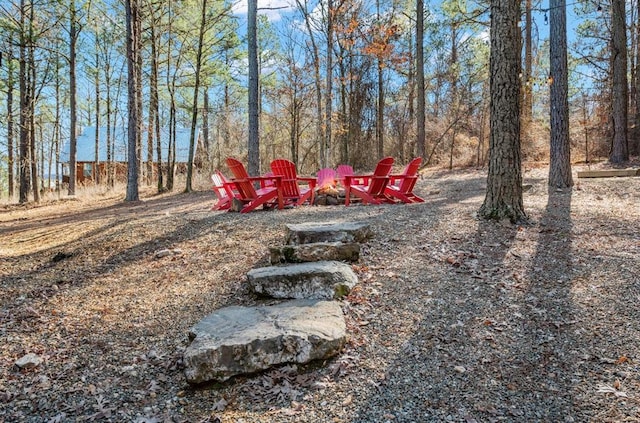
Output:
(1, 165), (639, 422)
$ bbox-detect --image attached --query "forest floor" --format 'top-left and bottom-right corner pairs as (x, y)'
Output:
(1, 162), (639, 423)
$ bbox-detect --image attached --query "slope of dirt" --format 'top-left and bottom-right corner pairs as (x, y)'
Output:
(1, 166), (639, 422)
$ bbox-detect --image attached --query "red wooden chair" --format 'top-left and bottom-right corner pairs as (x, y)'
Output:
(270, 159), (316, 207)
(343, 157), (395, 206)
(336, 164), (354, 186)
(384, 157), (425, 203)
(210, 170), (239, 211)
(226, 157), (283, 213)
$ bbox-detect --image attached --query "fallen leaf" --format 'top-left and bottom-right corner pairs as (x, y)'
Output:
(597, 385), (628, 397)
(211, 398), (227, 411)
(615, 355), (629, 365)
(342, 394), (353, 406)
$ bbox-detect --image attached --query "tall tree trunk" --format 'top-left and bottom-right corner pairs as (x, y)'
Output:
(406, 28), (415, 161)
(149, 23), (162, 190)
(375, 0), (384, 159)
(635, 0), (640, 154)
(338, 54), (348, 163)
(479, 0), (526, 223)
(55, 51), (61, 195)
(521, 0), (533, 154)
(377, 58), (384, 159)
(416, 0), (426, 159)
(449, 24), (459, 171)
(203, 90), (210, 156)
(19, 0), (30, 203)
(7, 45), (15, 199)
(549, 0), (573, 187)
(68, 0), (77, 196)
(296, 0), (323, 167)
(323, 0), (334, 167)
(95, 49), (101, 185)
(610, 0), (629, 163)
(106, 74), (113, 187)
(125, 0), (140, 201)
(185, 0), (207, 192)
(248, 0), (260, 175)
(28, 22), (39, 203)
(167, 100), (176, 190)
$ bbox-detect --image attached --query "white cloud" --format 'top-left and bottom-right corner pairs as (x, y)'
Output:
(233, 0), (297, 22)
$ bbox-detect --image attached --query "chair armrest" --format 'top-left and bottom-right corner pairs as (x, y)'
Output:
(389, 174), (417, 184)
(343, 174), (370, 186)
(297, 176), (317, 189)
(252, 175), (282, 187)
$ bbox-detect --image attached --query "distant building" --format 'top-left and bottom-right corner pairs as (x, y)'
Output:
(59, 126), (201, 184)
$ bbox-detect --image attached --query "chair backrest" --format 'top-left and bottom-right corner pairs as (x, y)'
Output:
(270, 159), (300, 199)
(211, 171), (230, 201)
(397, 157), (422, 194)
(226, 157), (257, 199)
(317, 168), (337, 188)
(367, 157), (394, 196)
(336, 164), (354, 184)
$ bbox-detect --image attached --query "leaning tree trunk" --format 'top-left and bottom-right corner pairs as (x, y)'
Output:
(479, 0), (526, 223)
(549, 0), (573, 188)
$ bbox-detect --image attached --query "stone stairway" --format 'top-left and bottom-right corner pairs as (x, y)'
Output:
(183, 222), (373, 384)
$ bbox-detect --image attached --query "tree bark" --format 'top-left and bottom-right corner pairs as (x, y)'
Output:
(7, 45), (15, 199)
(296, 0), (323, 167)
(479, 0), (526, 223)
(610, 0), (629, 163)
(19, 0), (30, 203)
(68, 0), (77, 196)
(125, 0), (140, 201)
(248, 0), (260, 175)
(94, 48), (101, 185)
(185, 0), (207, 192)
(323, 0), (334, 168)
(416, 0), (426, 159)
(549, 0), (573, 188)
(521, 0), (533, 153)
(636, 0), (640, 154)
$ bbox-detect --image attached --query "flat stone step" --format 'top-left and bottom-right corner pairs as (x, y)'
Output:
(285, 221), (373, 245)
(270, 242), (360, 264)
(247, 261), (358, 300)
(183, 300), (346, 384)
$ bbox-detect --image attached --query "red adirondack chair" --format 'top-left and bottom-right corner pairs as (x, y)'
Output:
(384, 157), (425, 203)
(226, 157), (283, 213)
(270, 159), (316, 207)
(210, 170), (239, 211)
(336, 164), (354, 186)
(343, 157), (395, 206)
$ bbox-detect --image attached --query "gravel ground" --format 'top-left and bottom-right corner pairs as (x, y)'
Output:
(1, 165), (639, 422)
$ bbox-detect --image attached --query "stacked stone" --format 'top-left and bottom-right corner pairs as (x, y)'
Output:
(183, 222), (373, 384)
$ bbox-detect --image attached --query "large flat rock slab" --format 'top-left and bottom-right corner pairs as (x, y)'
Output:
(247, 261), (358, 299)
(270, 242), (360, 264)
(285, 221), (373, 245)
(183, 300), (346, 384)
